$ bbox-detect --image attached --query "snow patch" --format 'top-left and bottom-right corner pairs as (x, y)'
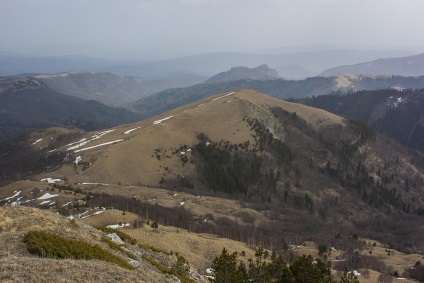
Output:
(79, 182), (110, 186)
(180, 202), (185, 206)
(38, 193), (59, 200)
(3, 191), (21, 201)
(124, 127), (141, 135)
(107, 223), (130, 229)
(38, 200), (51, 206)
(153, 115), (173, 125)
(206, 268), (214, 274)
(92, 129), (115, 140)
(67, 138), (88, 147)
(74, 139), (124, 153)
(211, 91), (235, 101)
(31, 138), (43, 146)
(40, 178), (62, 184)
(74, 156), (82, 165)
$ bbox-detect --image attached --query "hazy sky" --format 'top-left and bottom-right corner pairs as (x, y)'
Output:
(2, 0), (424, 59)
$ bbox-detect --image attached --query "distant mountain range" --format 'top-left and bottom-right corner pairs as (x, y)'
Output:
(0, 49), (416, 80)
(321, 53), (424, 77)
(132, 74), (424, 118)
(205, 64), (280, 83)
(0, 76), (141, 143)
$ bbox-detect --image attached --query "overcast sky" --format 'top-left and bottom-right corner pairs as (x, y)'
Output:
(1, 0), (424, 59)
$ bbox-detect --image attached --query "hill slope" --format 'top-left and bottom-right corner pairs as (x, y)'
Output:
(321, 53), (424, 76)
(205, 64), (280, 83)
(3, 89), (423, 252)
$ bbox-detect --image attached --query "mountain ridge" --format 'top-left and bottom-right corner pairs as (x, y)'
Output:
(205, 64), (280, 83)
(320, 53), (424, 76)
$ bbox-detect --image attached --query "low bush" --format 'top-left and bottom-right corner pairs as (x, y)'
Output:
(23, 230), (135, 270)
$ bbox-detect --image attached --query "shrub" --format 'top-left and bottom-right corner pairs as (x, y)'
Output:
(23, 230), (134, 270)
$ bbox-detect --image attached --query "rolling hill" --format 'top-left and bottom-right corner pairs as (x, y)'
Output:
(320, 53), (424, 77)
(3, 90), (424, 249)
(2, 89), (424, 281)
(205, 64), (280, 83)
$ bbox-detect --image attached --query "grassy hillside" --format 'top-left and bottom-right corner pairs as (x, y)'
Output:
(1, 89), (424, 282)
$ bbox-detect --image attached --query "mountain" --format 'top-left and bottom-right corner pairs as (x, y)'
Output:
(2, 89), (424, 281)
(132, 74), (424, 118)
(1, 49), (416, 79)
(298, 88), (424, 153)
(0, 76), (142, 143)
(205, 64), (280, 83)
(34, 72), (204, 108)
(320, 53), (424, 76)
(2, 90), (424, 252)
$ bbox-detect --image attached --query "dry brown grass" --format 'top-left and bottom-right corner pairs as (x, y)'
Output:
(0, 206), (182, 283)
(32, 89), (346, 188)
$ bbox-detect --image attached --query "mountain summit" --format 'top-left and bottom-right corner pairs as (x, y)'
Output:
(205, 64), (280, 83)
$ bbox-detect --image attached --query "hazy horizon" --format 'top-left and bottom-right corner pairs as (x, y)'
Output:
(2, 0), (424, 60)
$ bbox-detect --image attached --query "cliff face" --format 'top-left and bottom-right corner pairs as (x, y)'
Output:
(247, 101), (286, 141)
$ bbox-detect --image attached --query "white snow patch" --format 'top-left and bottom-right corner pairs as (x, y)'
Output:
(107, 223), (130, 229)
(67, 140), (90, 151)
(49, 201), (56, 206)
(206, 268), (214, 274)
(173, 193), (178, 197)
(3, 191), (21, 201)
(180, 202), (185, 206)
(67, 138), (88, 147)
(211, 91), (235, 101)
(124, 127), (141, 135)
(352, 270), (361, 276)
(48, 149), (57, 153)
(91, 129), (115, 140)
(74, 156), (82, 165)
(38, 193), (59, 200)
(38, 200), (51, 206)
(153, 115), (173, 125)
(74, 139), (124, 153)
(197, 103), (205, 107)
(180, 151), (185, 155)
(40, 178), (62, 184)
(81, 210), (105, 218)
(62, 202), (72, 207)
(187, 149), (192, 152)
(31, 138), (43, 146)
(79, 182), (110, 186)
